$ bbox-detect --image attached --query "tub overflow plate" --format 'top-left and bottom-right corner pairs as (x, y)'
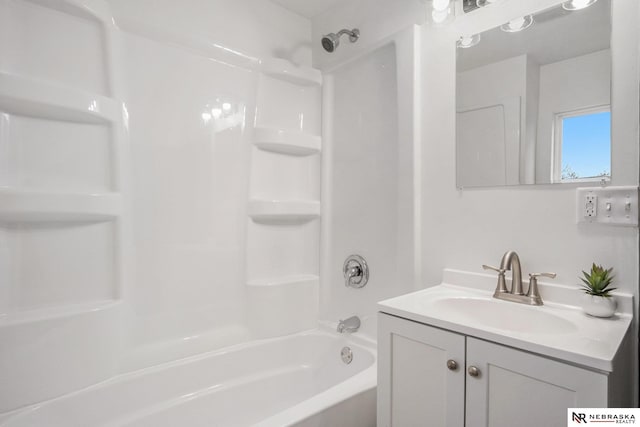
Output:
(341, 346), (353, 364)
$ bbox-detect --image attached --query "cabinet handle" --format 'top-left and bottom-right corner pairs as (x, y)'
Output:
(468, 366), (481, 377)
(446, 359), (458, 371)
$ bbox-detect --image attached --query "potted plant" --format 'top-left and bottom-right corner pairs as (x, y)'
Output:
(579, 263), (617, 318)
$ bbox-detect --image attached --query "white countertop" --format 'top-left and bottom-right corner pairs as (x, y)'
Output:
(378, 270), (633, 372)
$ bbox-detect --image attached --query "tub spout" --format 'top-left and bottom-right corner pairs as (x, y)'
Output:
(337, 316), (361, 333)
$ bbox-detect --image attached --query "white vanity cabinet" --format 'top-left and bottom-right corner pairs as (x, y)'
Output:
(378, 313), (610, 427)
(377, 313), (465, 427)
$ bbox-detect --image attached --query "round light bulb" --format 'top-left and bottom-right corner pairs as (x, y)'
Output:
(562, 0), (598, 10)
(432, 0), (450, 12)
(457, 34), (480, 49)
(431, 8), (449, 23)
(500, 14), (533, 33)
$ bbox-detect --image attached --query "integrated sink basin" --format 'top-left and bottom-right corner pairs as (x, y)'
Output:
(378, 269), (633, 372)
(436, 297), (578, 334)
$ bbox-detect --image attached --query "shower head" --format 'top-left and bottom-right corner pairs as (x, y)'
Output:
(321, 33), (339, 53)
(321, 28), (360, 53)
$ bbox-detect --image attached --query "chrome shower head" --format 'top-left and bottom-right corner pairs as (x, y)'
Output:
(321, 28), (360, 53)
(321, 33), (339, 53)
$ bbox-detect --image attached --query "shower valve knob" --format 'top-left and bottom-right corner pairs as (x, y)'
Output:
(343, 254), (369, 288)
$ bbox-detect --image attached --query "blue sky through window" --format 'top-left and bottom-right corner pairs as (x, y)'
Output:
(561, 111), (611, 179)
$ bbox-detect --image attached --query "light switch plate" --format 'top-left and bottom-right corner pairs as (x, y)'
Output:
(576, 186), (639, 227)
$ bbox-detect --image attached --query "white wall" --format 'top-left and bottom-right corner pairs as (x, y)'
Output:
(312, 0), (423, 337)
(322, 40), (416, 336)
(121, 34), (253, 367)
(106, 0), (314, 369)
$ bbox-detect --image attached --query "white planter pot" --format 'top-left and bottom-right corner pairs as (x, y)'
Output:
(582, 294), (617, 318)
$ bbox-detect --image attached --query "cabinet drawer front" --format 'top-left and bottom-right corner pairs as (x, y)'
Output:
(378, 313), (465, 427)
(465, 337), (608, 427)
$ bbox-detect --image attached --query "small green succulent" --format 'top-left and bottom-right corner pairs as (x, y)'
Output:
(580, 263), (616, 297)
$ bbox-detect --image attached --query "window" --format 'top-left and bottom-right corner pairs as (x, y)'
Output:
(554, 107), (611, 183)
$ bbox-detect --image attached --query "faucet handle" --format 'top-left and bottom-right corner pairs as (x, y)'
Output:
(483, 265), (508, 294)
(526, 272), (556, 305)
(482, 264), (505, 274)
(529, 272), (557, 280)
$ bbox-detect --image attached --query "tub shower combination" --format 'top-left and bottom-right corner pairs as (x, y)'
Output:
(0, 0), (419, 425)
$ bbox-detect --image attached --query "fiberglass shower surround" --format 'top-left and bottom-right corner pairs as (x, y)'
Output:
(0, 0), (323, 416)
(0, 0), (422, 424)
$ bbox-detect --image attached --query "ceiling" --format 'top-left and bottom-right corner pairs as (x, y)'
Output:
(269, 0), (344, 18)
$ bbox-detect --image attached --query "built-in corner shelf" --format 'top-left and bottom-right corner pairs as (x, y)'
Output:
(0, 190), (122, 223)
(247, 274), (319, 289)
(261, 58), (322, 87)
(248, 199), (320, 224)
(253, 127), (321, 156)
(0, 299), (120, 326)
(0, 71), (122, 124)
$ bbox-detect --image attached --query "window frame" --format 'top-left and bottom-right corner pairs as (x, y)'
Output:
(552, 105), (611, 184)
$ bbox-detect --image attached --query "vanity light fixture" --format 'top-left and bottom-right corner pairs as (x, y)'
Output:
(500, 14), (533, 32)
(432, 7), (452, 24)
(457, 34), (481, 48)
(426, 0), (454, 25)
(463, 0), (502, 13)
(475, 0), (500, 7)
(562, 0), (598, 11)
(432, 0), (451, 11)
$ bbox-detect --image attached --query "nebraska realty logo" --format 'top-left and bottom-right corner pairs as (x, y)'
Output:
(569, 409), (639, 425)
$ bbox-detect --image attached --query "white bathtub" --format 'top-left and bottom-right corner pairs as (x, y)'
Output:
(0, 328), (376, 427)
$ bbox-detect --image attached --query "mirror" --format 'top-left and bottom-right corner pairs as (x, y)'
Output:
(456, 0), (611, 188)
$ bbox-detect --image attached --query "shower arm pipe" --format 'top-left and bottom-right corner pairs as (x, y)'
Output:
(336, 29), (359, 41)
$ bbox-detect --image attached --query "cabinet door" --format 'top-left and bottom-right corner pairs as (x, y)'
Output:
(378, 313), (465, 427)
(465, 337), (608, 427)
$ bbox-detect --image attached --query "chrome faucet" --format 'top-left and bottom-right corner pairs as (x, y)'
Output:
(337, 316), (361, 333)
(483, 251), (556, 306)
(499, 251), (523, 295)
